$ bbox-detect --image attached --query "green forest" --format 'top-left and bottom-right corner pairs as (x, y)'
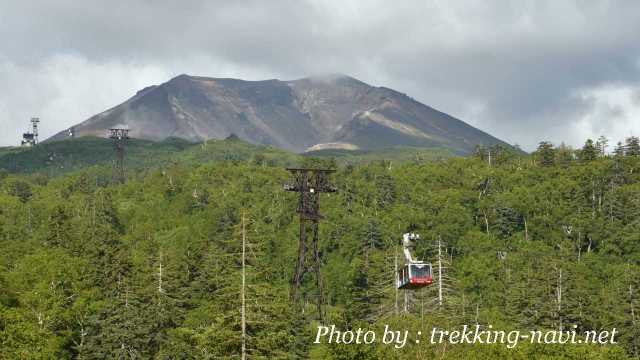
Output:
(1, 136), (640, 359)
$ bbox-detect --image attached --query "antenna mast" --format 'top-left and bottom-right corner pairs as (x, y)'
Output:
(284, 168), (336, 321)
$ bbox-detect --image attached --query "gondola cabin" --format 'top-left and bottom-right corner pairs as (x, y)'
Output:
(397, 262), (433, 289)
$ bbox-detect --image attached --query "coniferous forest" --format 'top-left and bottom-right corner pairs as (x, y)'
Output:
(1, 137), (640, 359)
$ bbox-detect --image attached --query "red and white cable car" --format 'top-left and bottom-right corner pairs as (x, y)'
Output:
(397, 261), (433, 289)
(396, 233), (433, 290)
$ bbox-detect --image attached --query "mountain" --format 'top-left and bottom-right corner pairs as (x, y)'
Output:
(48, 74), (512, 154)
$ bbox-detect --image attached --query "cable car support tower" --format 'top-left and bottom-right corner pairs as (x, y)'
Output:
(284, 168), (336, 321)
(108, 128), (129, 183)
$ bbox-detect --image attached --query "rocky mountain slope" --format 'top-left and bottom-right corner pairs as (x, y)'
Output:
(49, 74), (512, 154)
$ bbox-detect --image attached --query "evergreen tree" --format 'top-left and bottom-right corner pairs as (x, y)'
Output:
(580, 139), (598, 162)
(625, 136), (640, 156)
(346, 219), (386, 322)
(614, 141), (626, 157)
(44, 205), (72, 247)
(536, 141), (555, 166)
(596, 135), (609, 156)
(6, 179), (33, 203)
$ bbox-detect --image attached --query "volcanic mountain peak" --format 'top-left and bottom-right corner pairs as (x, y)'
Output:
(49, 74), (512, 154)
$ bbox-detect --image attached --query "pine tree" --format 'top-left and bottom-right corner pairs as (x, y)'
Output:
(240, 212), (296, 358)
(625, 136), (640, 157)
(596, 135), (609, 156)
(614, 141), (626, 157)
(362, 218), (383, 252)
(580, 139), (598, 162)
(6, 179), (33, 203)
(374, 174), (396, 210)
(346, 218), (384, 322)
(622, 264), (640, 357)
(45, 205), (71, 247)
(80, 190), (128, 292)
(491, 144), (511, 165)
(536, 141), (555, 166)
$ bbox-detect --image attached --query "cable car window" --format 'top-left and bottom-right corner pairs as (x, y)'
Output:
(410, 264), (430, 278)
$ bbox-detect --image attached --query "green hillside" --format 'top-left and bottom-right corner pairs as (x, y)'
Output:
(0, 137), (301, 177)
(0, 137), (460, 178)
(0, 138), (639, 359)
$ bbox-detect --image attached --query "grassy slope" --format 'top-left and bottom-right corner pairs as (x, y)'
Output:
(303, 146), (455, 163)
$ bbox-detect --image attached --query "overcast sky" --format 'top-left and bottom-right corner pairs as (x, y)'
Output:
(1, 1), (640, 150)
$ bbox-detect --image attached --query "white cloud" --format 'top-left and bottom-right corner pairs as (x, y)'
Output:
(570, 84), (640, 148)
(0, 55), (170, 146)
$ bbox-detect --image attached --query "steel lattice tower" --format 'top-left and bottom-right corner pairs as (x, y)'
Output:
(30, 118), (40, 145)
(284, 168), (336, 321)
(108, 128), (129, 183)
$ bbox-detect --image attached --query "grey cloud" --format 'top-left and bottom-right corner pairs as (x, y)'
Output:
(1, 0), (640, 149)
